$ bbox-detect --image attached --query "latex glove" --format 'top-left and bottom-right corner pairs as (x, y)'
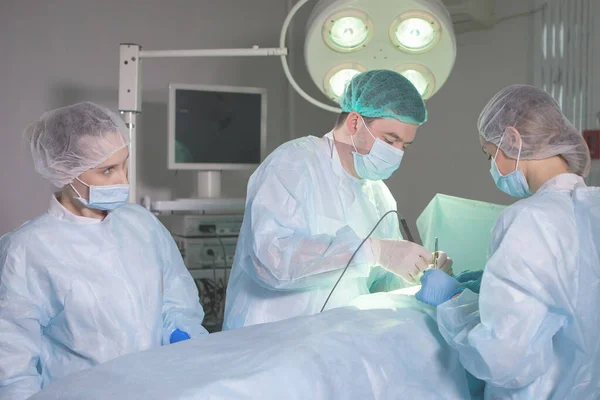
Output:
(455, 270), (484, 294)
(431, 251), (454, 277)
(169, 329), (191, 344)
(414, 251), (454, 282)
(369, 238), (431, 283)
(416, 269), (464, 306)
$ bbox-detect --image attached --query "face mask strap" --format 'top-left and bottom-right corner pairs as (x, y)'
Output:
(351, 116), (390, 158)
(495, 130), (523, 172)
(515, 135), (523, 170)
(70, 177), (91, 200)
(69, 183), (83, 199)
(361, 117), (377, 141)
(351, 116), (376, 154)
(350, 133), (359, 153)
(494, 132), (504, 160)
(76, 177), (90, 188)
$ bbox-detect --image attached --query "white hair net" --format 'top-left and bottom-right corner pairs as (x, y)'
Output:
(25, 102), (130, 188)
(478, 84), (591, 177)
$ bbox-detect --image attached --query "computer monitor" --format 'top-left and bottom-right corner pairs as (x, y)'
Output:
(168, 83), (267, 171)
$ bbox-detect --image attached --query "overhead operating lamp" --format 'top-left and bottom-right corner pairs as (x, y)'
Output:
(304, 0), (456, 102)
(118, 0), (456, 204)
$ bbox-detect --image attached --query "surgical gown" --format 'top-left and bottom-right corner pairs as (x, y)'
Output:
(437, 174), (600, 399)
(0, 196), (207, 400)
(224, 132), (404, 330)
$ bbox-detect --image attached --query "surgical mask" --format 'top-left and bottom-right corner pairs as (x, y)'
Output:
(351, 119), (404, 180)
(70, 177), (130, 211)
(489, 133), (531, 198)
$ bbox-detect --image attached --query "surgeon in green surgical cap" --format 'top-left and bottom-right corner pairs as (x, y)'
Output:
(224, 70), (452, 330)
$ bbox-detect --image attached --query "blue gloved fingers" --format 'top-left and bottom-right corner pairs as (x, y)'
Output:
(416, 269), (463, 306)
(419, 268), (435, 282)
(415, 287), (428, 304)
(455, 270), (483, 283)
(422, 268), (454, 284)
(455, 270), (473, 282)
(455, 270), (484, 294)
(169, 329), (191, 344)
(416, 271), (439, 306)
(416, 270), (444, 305)
(462, 279), (482, 294)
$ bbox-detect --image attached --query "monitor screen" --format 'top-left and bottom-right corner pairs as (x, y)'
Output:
(169, 84), (266, 170)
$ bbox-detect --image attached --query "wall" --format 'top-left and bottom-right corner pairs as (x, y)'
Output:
(0, 0), (290, 235)
(0, 0), (543, 237)
(287, 0), (538, 241)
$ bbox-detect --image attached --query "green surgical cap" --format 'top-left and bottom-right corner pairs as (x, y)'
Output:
(339, 69), (428, 125)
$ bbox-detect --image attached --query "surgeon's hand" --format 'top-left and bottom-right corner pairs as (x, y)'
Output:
(416, 269), (463, 306)
(431, 251), (454, 277)
(455, 270), (484, 294)
(369, 238), (431, 283)
(169, 329), (191, 344)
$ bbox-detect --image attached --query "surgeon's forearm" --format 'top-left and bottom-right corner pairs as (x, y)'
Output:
(161, 265), (209, 343)
(162, 304), (208, 344)
(251, 253), (370, 290)
(251, 227), (372, 290)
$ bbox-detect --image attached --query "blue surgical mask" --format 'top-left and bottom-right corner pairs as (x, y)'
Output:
(489, 134), (531, 198)
(70, 177), (130, 211)
(351, 119), (404, 180)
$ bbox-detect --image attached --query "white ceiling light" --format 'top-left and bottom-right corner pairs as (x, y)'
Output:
(118, 0), (458, 202)
(305, 0), (456, 102)
(324, 63), (367, 100)
(395, 64), (435, 98)
(390, 11), (441, 53)
(121, 0), (457, 122)
(322, 9), (374, 52)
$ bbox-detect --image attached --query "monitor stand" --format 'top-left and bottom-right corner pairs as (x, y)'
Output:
(197, 170), (222, 198)
(149, 170), (245, 214)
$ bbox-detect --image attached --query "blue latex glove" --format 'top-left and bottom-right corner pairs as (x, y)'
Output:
(416, 269), (464, 306)
(455, 270), (484, 294)
(169, 329), (191, 344)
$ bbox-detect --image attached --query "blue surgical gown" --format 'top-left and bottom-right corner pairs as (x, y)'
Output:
(437, 173), (600, 399)
(0, 196), (207, 399)
(224, 132), (405, 330)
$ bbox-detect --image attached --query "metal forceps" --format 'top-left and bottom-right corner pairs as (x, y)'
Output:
(434, 237), (439, 267)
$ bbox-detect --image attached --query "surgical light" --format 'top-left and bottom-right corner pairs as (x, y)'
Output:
(118, 0), (457, 204)
(323, 11), (373, 52)
(390, 12), (440, 53)
(305, 0), (456, 104)
(324, 64), (365, 100)
(395, 64), (435, 98)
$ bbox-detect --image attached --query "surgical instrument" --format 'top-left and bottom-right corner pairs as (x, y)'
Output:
(434, 237), (439, 267)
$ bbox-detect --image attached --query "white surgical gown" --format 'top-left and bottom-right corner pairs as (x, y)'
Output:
(437, 173), (600, 399)
(224, 132), (404, 330)
(0, 196), (207, 400)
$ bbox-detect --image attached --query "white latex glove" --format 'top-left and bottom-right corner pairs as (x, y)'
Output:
(414, 251), (455, 283)
(432, 251), (454, 277)
(369, 238), (431, 283)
